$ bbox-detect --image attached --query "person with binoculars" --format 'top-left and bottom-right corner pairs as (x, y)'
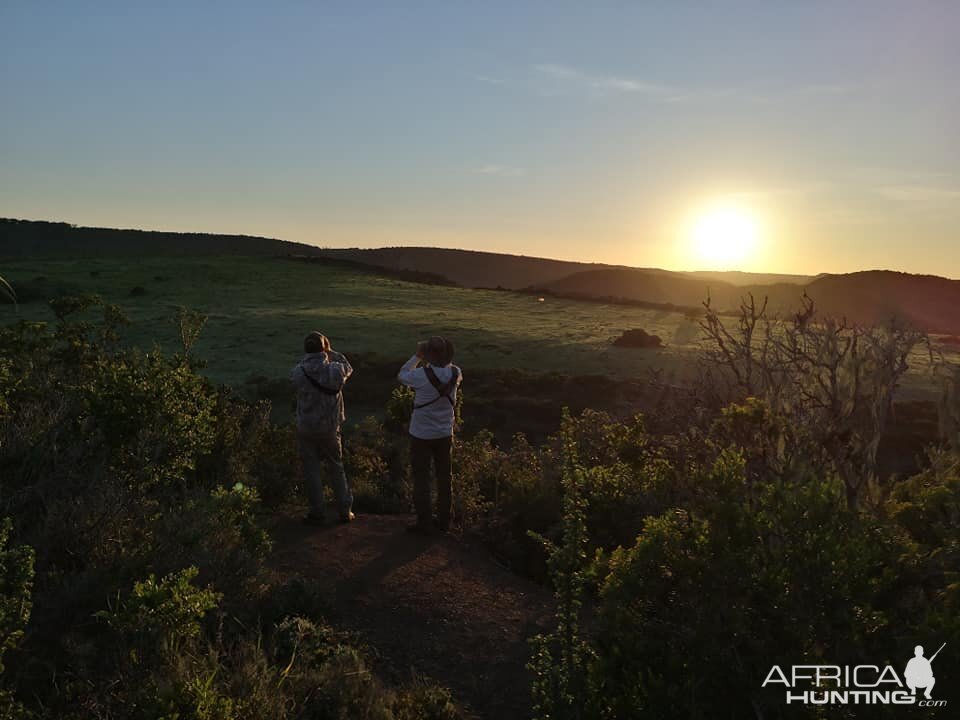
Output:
(398, 336), (462, 534)
(290, 331), (354, 525)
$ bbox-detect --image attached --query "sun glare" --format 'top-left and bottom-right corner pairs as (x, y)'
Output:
(690, 204), (760, 269)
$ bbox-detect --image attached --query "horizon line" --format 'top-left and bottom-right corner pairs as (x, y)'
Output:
(2, 215), (958, 283)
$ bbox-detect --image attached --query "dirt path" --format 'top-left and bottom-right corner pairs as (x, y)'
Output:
(269, 512), (555, 720)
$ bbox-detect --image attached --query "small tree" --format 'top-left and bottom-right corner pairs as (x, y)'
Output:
(700, 292), (925, 510)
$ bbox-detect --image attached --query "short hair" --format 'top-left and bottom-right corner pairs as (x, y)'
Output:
(304, 331), (330, 354)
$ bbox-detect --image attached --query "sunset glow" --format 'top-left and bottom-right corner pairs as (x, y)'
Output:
(689, 204), (761, 269)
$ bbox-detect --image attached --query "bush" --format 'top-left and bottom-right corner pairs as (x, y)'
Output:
(612, 328), (662, 348)
(0, 518), (33, 718)
(345, 417), (410, 514)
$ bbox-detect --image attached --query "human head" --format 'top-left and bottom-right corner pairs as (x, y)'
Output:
(304, 331), (330, 354)
(425, 336), (454, 366)
(915, 645), (924, 657)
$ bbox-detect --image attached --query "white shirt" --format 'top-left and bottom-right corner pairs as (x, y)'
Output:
(398, 355), (462, 440)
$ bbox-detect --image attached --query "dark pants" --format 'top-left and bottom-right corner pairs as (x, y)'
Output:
(298, 427), (352, 518)
(410, 435), (452, 529)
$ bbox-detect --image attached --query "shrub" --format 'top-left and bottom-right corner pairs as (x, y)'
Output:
(451, 430), (499, 525)
(0, 518), (33, 717)
(345, 417), (409, 513)
(393, 679), (461, 720)
(96, 567), (222, 662)
(612, 328), (662, 348)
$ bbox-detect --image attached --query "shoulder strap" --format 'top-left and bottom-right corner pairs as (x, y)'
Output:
(301, 366), (342, 396)
(414, 366), (459, 409)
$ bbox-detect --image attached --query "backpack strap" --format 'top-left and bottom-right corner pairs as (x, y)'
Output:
(414, 366), (459, 409)
(300, 366), (343, 396)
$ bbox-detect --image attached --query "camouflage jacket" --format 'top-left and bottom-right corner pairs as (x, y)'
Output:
(290, 350), (352, 432)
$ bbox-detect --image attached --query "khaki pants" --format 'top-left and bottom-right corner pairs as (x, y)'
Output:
(298, 426), (352, 517)
(410, 435), (452, 530)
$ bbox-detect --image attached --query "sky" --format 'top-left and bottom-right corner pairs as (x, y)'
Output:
(1, 1), (958, 276)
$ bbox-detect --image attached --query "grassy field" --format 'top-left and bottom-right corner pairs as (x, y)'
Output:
(2, 255), (705, 384)
(3, 255), (953, 406)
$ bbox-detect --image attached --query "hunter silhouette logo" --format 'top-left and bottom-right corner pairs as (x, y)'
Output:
(762, 643), (948, 707)
(905, 643), (944, 700)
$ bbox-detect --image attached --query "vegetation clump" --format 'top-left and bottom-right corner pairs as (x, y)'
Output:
(612, 327), (663, 348)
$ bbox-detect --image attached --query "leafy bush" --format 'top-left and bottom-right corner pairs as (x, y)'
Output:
(0, 518), (33, 718)
(345, 417), (409, 513)
(97, 566), (222, 663)
(525, 397), (960, 718)
(611, 328), (662, 348)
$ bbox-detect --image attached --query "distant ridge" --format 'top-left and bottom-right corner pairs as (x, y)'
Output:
(318, 248), (960, 335)
(0, 218), (326, 258)
(4, 218), (960, 334)
(317, 246), (626, 289)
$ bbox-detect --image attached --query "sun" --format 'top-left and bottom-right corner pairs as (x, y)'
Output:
(690, 204), (760, 268)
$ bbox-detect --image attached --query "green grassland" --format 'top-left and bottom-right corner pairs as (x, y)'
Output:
(2, 255), (705, 383)
(2, 255), (952, 405)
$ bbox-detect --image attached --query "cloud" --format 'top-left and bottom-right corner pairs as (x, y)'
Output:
(876, 184), (960, 212)
(790, 83), (848, 96)
(473, 74), (507, 86)
(506, 63), (853, 105)
(531, 63), (672, 98)
(470, 164), (524, 177)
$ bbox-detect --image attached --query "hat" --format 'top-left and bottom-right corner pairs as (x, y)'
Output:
(426, 336), (454, 366)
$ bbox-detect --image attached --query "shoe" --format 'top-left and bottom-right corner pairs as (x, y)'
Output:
(339, 511), (356, 523)
(302, 513), (326, 526)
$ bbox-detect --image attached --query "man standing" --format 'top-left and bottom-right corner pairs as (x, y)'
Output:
(398, 336), (461, 533)
(291, 331), (354, 525)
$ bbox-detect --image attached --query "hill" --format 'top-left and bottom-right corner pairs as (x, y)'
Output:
(0, 217), (327, 258)
(316, 246), (813, 291)
(542, 266), (960, 334)
(318, 246), (621, 289)
(688, 269), (814, 285)
(800, 270), (960, 334)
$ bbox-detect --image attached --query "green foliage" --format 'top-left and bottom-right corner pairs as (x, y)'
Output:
(887, 448), (960, 685)
(0, 518), (34, 718)
(596, 452), (897, 719)
(385, 385), (415, 432)
(528, 411), (597, 720)
(451, 430), (498, 524)
(345, 417), (409, 513)
(0, 519), (33, 675)
(392, 680), (460, 720)
(97, 567), (222, 663)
